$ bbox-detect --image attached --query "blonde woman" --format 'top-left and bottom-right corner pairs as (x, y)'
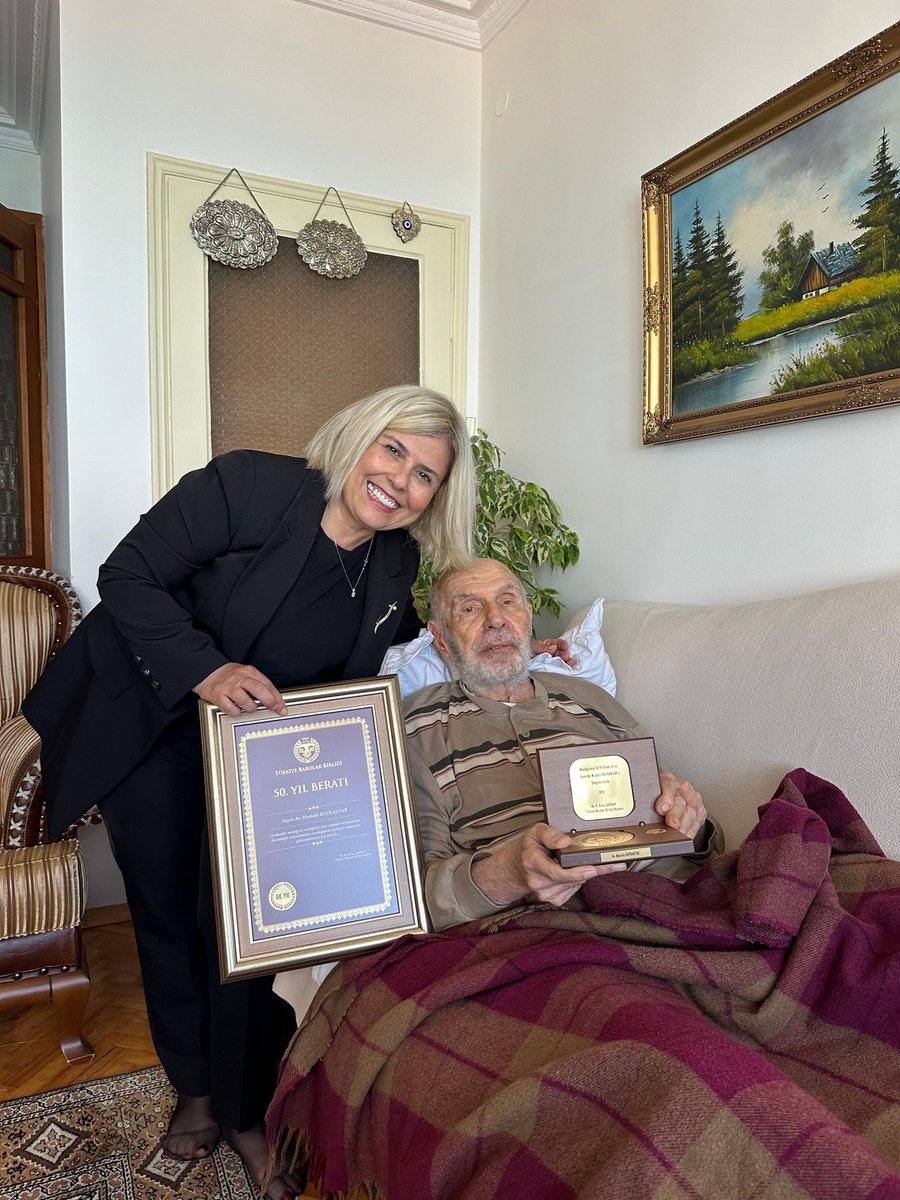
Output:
(24, 386), (474, 1199)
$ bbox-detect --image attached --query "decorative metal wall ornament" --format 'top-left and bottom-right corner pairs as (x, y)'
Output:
(296, 186), (367, 278)
(391, 201), (422, 243)
(189, 168), (278, 269)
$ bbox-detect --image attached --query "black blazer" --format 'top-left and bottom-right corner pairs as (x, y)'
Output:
(25, 451), (421, 838)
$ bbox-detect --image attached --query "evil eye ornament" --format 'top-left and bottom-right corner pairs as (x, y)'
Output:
(391, 203), (422, 244)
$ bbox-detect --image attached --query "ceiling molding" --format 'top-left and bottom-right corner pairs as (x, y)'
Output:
(0, 0), (526, 159)
(293, 0), (531, 50)
(0, 0), (48, 154)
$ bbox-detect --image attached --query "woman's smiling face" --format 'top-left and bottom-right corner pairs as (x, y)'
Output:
(331, 429), (452, 546)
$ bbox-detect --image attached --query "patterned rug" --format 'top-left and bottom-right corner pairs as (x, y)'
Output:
(0, 1066), (259, 1199)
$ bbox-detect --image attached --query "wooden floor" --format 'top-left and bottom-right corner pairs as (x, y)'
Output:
(1, 908), (326, 1195)
(0, 905), (159, 1102)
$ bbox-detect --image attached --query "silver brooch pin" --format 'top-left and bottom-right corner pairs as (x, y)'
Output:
(374, 602), (398, 634)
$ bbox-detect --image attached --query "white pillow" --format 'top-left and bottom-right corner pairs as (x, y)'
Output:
(380, 598), (616, 698)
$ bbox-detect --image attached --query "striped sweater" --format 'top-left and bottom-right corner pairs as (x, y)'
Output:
(404, 671), (717, 931)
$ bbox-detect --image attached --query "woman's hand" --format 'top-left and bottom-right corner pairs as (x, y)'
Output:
(193, 663), (286, 716)
(530, 637), (575, 667)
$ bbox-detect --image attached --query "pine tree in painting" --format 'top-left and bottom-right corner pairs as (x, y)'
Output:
(681, 200), (712, 342)
(673, 204), (743, 344)
(672, 229), (690, 348)
(853, 127), (900, 275)
(708, 212), (744, 337)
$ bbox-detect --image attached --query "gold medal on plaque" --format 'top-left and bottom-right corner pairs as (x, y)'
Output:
(569, 830), (634, 849)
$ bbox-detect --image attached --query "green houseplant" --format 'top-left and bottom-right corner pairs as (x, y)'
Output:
(413, 428), (580, 621)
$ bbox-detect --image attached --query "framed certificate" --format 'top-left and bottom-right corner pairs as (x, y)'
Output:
(199, 676), (429, 981)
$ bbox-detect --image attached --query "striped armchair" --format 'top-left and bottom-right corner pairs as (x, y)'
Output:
(0, 566), (94, 1063)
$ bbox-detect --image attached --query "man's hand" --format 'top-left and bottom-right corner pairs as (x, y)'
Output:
(472, 822), (625, 909)
(655, 772), (706, 839)
(530, 637), (575, 667)
(193, 663), (287, 717)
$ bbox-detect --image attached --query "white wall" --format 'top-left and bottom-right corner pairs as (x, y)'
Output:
(41, 0), (70, 580)
(0, 147), (41, 211)
(56, 0), (481, 606)
(480, 0), (900, 615)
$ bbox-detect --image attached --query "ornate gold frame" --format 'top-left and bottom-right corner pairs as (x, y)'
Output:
(200, 676), (429, 981)
(643, 22), (900, 444)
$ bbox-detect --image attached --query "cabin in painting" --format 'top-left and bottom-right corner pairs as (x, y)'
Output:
(793, 241), (862, 300)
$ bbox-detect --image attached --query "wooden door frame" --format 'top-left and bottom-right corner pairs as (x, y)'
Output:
(0, 204), (50, 567)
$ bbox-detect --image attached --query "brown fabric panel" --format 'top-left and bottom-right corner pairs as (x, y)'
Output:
(208, 243), (420, 457)
(0, 579), (56, 722)
(0, 839), (86, 940)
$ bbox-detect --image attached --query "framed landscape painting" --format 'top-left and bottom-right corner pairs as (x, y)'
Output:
(642, 22), (900, 443)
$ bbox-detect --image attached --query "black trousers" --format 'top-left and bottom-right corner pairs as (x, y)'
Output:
(98, 712), (297, 1131)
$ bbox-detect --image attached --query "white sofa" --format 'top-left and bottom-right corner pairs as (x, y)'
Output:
(277, 573), (899, 1021)
(597, 574), (900, 861)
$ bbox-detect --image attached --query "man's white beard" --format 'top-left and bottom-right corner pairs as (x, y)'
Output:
(444, 631), (531, 693)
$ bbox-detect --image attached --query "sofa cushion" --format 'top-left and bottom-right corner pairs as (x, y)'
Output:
(599, 576), (900, 859)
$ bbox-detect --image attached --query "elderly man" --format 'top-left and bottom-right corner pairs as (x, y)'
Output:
(404, 558), (721, 931)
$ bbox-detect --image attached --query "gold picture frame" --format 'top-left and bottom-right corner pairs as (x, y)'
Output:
(643, 21), (900, 443)
(200, 676), (429, 981)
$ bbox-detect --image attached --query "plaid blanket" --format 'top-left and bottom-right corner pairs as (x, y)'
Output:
(267, 771), (900, 1199)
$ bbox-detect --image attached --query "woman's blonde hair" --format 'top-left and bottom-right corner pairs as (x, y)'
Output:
(304, 385), (475, 572)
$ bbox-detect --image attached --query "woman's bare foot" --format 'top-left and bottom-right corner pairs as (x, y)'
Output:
(226, 1124), (304, 1200)
(163, 1093), (221, 1160)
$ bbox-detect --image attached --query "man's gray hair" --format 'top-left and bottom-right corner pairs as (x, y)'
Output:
(429, 560), (528, 633)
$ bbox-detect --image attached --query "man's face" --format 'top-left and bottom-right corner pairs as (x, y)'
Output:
(429, 560), (533, 692)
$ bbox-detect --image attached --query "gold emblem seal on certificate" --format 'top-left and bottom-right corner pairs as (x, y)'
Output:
(269, 882), (297, 911)
(571, 830), (635, 849)
(293, 737), (320, 764)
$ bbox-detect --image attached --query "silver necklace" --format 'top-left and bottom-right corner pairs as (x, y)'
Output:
(328, 518), (374, 598)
